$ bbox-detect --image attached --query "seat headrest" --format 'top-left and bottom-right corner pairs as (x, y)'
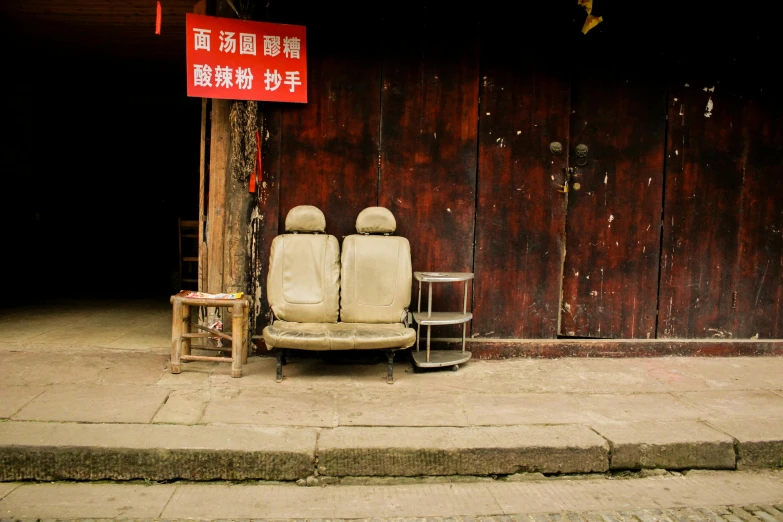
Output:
(356, 207), (396, 234)
(285, 205), (326, 233)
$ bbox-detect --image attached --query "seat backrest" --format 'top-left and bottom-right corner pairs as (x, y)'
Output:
(340, 207), (412, 324)
(267, 205), (340, 323)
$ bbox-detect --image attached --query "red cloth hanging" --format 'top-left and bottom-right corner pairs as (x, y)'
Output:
(155, 2), (162, 35)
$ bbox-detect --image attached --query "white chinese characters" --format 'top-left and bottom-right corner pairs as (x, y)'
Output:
(283, 37), (301, 59)
(219, 31), (236, 53)
(193, 64), (213, 87)
(193, 64), (254, 90)
(264, 69), (282, 91)
(284, 71), (301, 92)
(240, 33), (256, 55)
(236, 67), (254, 89)
(193, 28), (211, 51)
(215, 66), (233, 88)
(262, 69), (302, 92)
(193, 27), (301, 60)
(263, 35), (281, 57)
(191, 22), (303, 95)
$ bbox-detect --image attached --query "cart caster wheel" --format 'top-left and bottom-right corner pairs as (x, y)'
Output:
(452, 364), (459, 371)
(411, 364), (419, 374)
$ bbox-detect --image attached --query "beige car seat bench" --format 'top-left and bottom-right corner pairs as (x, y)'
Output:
(262, 206), (416, 383)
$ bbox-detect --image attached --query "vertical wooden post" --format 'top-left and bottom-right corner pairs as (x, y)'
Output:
(206, 0), (254, 303)
(241, 297), (249, 364)
(206, 98), (229, 295)
(194, 0), (208, 293)
(231, 301), (244, 377)
(170, 299), (183, 374)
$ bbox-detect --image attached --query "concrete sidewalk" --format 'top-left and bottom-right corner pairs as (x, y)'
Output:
(1, 471), (783, 520)
(0, 297), (782, 481)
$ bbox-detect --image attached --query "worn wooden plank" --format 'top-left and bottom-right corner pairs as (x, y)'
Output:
(379, 8), (480, 336)
(472, 10), (571, 339)
(448, 339), (783, 359)
(197, 97), (209, 291)
(277, 4), (380, 240)
(250, 105), (282, 339)
(560, 46), (667, 339)
(658, 80), (747, 338)
(194, 0), (208, 293)
(733, 97), (783, 338)
(206, 98), (230, 294)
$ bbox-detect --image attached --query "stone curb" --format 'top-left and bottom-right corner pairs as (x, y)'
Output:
(0, 422), (316, 481)
(0, 421), (781, 482)
(318, 425), (610, 476)
(591, 421), (737, 470)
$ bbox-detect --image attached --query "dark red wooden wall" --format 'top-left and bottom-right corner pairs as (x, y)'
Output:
(257, 2), (783, 343)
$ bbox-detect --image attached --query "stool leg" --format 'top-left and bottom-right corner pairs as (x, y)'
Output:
(275, 349), (285, 382)
(171, 300), (183, 374)
(231, 302), (243, 378)
(241, 301), (249, 365)
(182, 304), (192, 358)
(386, 349), (395, 384)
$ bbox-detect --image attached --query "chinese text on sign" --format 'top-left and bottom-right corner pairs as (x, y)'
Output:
(186, 14), (307, 103)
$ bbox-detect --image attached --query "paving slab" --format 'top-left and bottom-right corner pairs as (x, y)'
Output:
(460, 393), (589, 425)
(152, 388), (210, 424)
(677, 390), (783, 419)
(575, 393), (703, 423)
(94, 353), (169, 384)
(163, 483), (339, 519)
(490, 473), (783, 514)
(202, 387), (336, 427)
(591, 421), (736, 470)
(336, 390), (470, 426)
(0, 482), (175, 519)
(156, 364), (215, 386)
(163, 482), (503, 519)
(0, 483), (19, 500)
(0, 352), (107, 386)
(317, 425), (609, 476)
(534, 359), (673, 393)
(4, 471), (781, 520)
(11, 384), (171, 423)
(708, 418), (783, 469)
(629, 357), (783, 392)
(25, 324), (133, 345)
(0, 421), (316, 481)
(0, 386), (44, 418)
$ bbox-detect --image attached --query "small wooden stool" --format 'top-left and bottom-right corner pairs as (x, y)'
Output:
(170, 291), (251, 378)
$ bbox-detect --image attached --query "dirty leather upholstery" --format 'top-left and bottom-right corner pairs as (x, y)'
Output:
(265, 205), (340, 323)
(340, 207), (413, 325)
(262, 206), (416, 351)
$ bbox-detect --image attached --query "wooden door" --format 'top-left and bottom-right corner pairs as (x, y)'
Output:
(558, 20), (667, 339)
(471, 5), (572, 340)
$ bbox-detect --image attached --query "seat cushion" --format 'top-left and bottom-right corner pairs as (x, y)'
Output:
(267, 233), (340, 323)
(263, 321), (416, 351)
(340, 235), (412, 323)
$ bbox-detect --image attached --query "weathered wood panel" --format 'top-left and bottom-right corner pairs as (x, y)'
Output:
(451, 339), (783, 359)
(277, 5), (380, 240)
(733, 97), (783, 338)
(252, 106), (282, 335)
(206, 98), (230, 294)
(472, 13), (570, 339)
(560, 58), (666, 339)
(658, 81), (747, 338)
(379, 9), (480, 333)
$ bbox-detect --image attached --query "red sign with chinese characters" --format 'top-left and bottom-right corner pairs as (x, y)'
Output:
(186, 14), (307, 103)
